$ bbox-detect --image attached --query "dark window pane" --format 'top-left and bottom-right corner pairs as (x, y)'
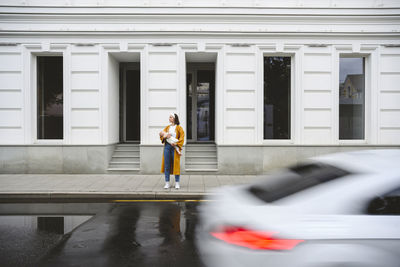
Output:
(367, 187), (400, 215)
(264, 57), (291, 139)
(37, 217), (64, 234)
(37, 56), (63, 139)
(339, 57), (365, 139)
(248, 163), (351, 203)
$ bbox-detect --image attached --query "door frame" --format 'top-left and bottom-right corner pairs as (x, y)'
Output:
(186, 62), (215, 143)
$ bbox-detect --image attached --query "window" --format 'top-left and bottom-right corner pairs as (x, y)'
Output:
(339, 57), (365, 140)
(248, 163), (350, 203)
(264, 56), (291, 139)
(367, 187), (400, 215)
(37, 56), (63, 139)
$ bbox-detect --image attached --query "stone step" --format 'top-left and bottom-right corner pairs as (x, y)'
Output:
(185, 150), (217, 155)
(185, 143), (217, 171)
(113, 150), (140, 156)
(108, 143), (141, 172)
(111, 156), (140, 163)
(110, 159), (140, 164)
(185, 156), (217, 163)
(115, 146), (140, 152)
(186, 143), (216, 146)
(184, 151), (217, 157)
(184, 169), (218, 172)
(108, 162), (140, 169)
(107, 168), (140, 173)
(185, 146), (217, 152)
(186, 161), (218, 165)
(116, 143), (139, 145)
(112, 154), (140, 158)
(185, 163), (218, 170)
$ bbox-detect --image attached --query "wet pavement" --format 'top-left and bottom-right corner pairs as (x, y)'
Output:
(0, 201), (204, 267)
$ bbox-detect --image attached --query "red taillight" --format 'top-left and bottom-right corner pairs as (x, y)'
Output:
(210, 226), (304, 250)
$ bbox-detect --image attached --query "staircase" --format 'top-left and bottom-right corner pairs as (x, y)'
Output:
(107, 143), (140, 173)
(185, 143), (218, 173)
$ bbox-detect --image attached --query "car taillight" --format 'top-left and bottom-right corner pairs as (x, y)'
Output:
(210, 226), (304, 250)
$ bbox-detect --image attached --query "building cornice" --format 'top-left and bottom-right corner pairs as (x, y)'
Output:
(1, 6), (400, 16)
(1, 32), (400, 39)
(0, 6), (399, 38)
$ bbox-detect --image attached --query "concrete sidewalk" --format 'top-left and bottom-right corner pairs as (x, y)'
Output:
(0, 174), (261, 200)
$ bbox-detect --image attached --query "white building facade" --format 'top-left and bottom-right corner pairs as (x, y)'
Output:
(0, 0), (400, 174)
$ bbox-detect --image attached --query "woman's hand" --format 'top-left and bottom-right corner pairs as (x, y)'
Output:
(171, 143), (176, 147)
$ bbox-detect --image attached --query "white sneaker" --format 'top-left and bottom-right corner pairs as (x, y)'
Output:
(175, 182), (180, 189)
(164, 182), (170, 189)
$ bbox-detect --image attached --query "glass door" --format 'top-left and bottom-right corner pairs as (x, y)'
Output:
(186, 64), (215, 142)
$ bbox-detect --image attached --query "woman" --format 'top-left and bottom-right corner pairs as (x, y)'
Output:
(159, 113), (185, 189)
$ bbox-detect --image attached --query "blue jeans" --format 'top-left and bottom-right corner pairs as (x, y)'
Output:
(164, 142), (180, 182)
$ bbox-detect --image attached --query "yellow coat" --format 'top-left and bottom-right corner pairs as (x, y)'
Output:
(160, 125), (185, 175)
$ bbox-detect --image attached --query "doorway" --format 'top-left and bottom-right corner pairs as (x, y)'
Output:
(120, 63), (140, 142)
(186, 63), (215, 143)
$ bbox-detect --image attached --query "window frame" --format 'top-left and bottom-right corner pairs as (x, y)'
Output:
(261, 53), (295, 144)
(334, 50), (372, 144)
(32, 52), (66, 144)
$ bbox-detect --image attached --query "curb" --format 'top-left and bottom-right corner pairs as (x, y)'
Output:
(0, 192), (215, 202)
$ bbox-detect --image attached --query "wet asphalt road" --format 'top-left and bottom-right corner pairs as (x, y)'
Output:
(0, 201), (205, 267)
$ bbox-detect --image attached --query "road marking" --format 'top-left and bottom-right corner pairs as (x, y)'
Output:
(112, 199), (212, 203)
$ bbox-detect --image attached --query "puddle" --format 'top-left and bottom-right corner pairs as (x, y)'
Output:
(0, 202), (202, 267)
(0, 207), (94, 267)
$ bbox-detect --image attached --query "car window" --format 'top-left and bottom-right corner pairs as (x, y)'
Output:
(248, 163), (351, 203)
(367, 187), (400, 215)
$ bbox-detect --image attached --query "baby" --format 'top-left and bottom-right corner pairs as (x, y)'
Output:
(160, 130), (182, 155)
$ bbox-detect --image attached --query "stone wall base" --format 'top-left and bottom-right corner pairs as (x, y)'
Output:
(1, 145), (398, 174)
(0, 145), (115, 174)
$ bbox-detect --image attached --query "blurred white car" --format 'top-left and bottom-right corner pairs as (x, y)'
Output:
(196, 149), (400, 267)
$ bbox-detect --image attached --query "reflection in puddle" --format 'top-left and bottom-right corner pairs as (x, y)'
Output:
(0, 215), (92, 235)
(0, 215), (92, 267)
(0, 202), (202, 267)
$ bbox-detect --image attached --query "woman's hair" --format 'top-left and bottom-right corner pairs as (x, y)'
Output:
(174, 113), (180, 125)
